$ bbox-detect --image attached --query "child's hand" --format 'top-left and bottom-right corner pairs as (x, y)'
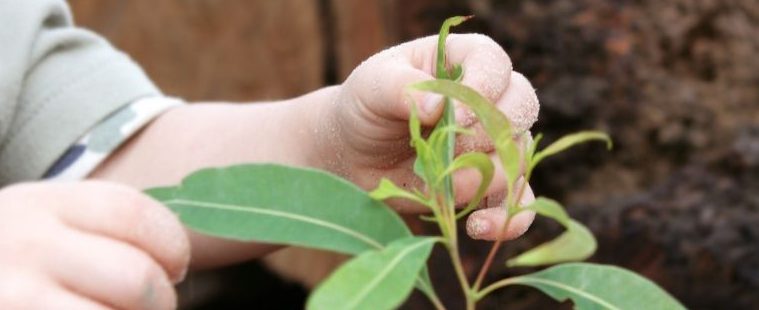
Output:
(315, 34), (539, 241)
(0, 182), (189, 309)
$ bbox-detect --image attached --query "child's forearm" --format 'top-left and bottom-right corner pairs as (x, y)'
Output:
(90, 86), (339, 268)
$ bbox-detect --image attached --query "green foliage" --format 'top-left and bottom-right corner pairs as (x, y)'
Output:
(307, 237), (437, 310)
(506, 198), (597, 267)
(436, 15), (472, 80)
(480, 263), (686, 310)
(369, 178), (430, 207)
(409, 79), (521, 195)
(146, 15), (683, 310)
(442, 152), (493, 219)
(507, 220), (596, 267)
(431, 15), (471, 214)
(146, 164), (410, 255)
(529, 131), (612, 172)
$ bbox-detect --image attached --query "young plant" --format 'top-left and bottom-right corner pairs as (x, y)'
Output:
(147, 17), (685, 310)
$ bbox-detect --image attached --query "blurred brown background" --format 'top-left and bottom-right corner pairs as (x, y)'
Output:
(70, 0), (759, 309)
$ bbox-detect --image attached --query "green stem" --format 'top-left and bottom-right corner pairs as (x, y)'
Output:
(427, 290), (446, 310)
(442, 184), (479, 309)
(446, 241), (475, 310)
(434, 175), (476, 309)
(433, 190), (452, 239)
(474, 277), (520, 300)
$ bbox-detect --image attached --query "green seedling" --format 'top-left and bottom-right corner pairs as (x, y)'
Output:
(147, 16), (684, 310)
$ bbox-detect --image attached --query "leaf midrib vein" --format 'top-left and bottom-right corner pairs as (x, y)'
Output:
(344, 239), (434, 309)
(515, 277), (621, 310)
(166, 199), (384, 250)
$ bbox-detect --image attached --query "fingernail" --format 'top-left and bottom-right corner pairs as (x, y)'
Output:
(144, 275), (175, 310)
(422, 94), (443, 114)
(467, 217), (492, 239)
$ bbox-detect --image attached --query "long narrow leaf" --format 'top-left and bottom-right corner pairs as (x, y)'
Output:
(490, 263), (685, 309)
(507, 198), (596, 267)
(408, 103), (439, 185)
(530, 131), (612, 171)
(520, 197), (570, 226)
(370, 178), (430, 208)
(146, 164), (411, 255)
(435, 152), (494, 219)
(507, 220), (596, 267)
(436, 15), (472, 80)
(307, 237), (437, 310)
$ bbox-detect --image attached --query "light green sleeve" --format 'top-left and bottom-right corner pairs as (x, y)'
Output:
(0, 0), (161, 186)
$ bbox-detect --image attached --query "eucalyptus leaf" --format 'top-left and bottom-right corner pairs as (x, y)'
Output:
(507, 198), (596, 267)
(409, 80), (521, 191)
(146, 164), (410, 255)
(144, 186), (176, 201)
(369, 178), (430, 207)
(507, 220), (596, 267)
(307, 237), (437, 310)
(531, 131), (612, 171)
(436, 15), (472, 80)
(409, 80), (513, 152)
(428, 125), (474, 150)
(491, 263), (686, 310)
(409, 103), (436, 184)
(520, 197), (570, 226)
(435, 152), (493, 219)
(450, 63), (464, 82)
(526, 133), (544, 164)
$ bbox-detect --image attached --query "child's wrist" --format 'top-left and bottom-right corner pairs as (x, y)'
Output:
(282, 85), (344, 172)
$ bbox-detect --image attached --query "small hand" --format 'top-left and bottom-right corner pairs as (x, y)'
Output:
(316, 34), (540, 241)
(0, 182), (190, 309)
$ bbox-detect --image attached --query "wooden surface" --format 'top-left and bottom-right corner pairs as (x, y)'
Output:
(70, 0), (326, 101)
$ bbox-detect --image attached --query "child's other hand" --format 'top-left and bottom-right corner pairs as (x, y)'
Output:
(0, 182), (190, 309)
(316, 34), (539, 241)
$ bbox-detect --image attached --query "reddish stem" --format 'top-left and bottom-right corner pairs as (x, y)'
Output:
(472, 180), (528, 292)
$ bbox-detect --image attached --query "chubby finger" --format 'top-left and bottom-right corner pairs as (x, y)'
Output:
(454, 123), (494, 156)
(447, 34), (513, 126)
(35, 181), (190, 283)
(451, 138), (531, 206)
(48, 229), (177, 310)
(494, 71), (540, 133)
(451, 152), (505, 206)
(37, 288), (110, 310)
(454, 71), (539, 154)
(347, 52), (444, 126)
(400, 34), (512, 102)
(466, 184), (536, 241)
(0, 272), (99, 310)
(447, 34), (512, 100)
(395, 34), (512, 125)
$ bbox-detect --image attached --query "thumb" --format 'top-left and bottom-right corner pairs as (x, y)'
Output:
(346, 55), (443, 125)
